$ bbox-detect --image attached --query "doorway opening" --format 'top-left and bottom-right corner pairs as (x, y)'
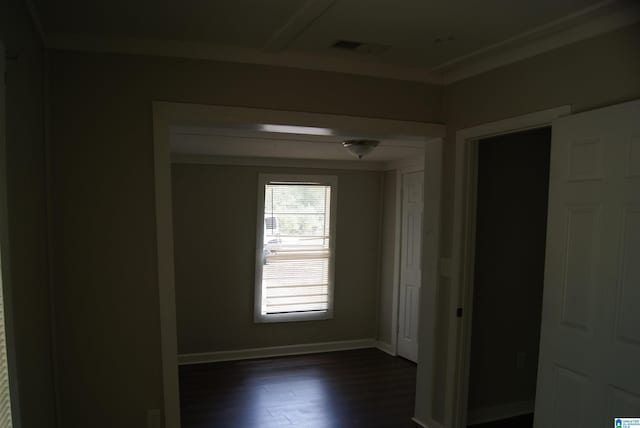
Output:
(153, 102), (445, 427)
(447, 106), (571, 428)
(466, 127), (551, 427)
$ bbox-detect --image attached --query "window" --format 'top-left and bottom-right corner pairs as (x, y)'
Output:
(255, 174), (337, 323)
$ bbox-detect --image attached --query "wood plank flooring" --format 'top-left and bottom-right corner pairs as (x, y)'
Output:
(179, 348), (419, 428)
(469, 413), (534, 428)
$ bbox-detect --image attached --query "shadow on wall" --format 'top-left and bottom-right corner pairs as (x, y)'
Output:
(467, 127), (550, 422)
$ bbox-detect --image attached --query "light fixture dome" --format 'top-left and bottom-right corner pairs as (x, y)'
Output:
(342, 139), (379, 159)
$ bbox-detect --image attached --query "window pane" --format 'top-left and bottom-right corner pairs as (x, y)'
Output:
(262, 183), (332, 315)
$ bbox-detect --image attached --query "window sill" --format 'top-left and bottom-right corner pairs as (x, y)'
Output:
(254, 310), (333, 323)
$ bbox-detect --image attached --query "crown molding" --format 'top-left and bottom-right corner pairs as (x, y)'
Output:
(44, 0), (639, 85)
(435, 0), (640, 83)
(46, 33), (443, 84)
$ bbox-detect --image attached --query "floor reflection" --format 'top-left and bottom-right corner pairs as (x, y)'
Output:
(179, 348), (418, 428)
(243, 368), (336, 427)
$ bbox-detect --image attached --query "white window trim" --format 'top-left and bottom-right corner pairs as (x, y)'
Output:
(254, 173), (338, 323)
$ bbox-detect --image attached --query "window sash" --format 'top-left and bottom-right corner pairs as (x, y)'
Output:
(255, 174), (337, 323)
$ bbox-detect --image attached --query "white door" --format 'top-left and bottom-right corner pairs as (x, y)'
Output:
(398, 171), (424, 362)
(535, 100), (640, 427)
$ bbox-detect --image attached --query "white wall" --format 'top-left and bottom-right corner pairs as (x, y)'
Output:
(377, 169), (398, 347)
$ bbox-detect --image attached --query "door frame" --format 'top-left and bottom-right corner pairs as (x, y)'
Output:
(446, 106), (571, 428)
(0, 41), (22, 428)
(152, 101), (445, 428)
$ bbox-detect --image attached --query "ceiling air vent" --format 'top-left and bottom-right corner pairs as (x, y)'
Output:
(333, 40), (362, 50)
(332, 40), (389, 54)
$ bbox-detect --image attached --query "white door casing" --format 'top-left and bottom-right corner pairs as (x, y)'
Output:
(449, 106), (571, 428)
(534, 100), (640, 426)
(398, 171), (424, 363)
(153, 102), (446, 428)
(0, 41), (17, 428)
(413, 139), (443, 427)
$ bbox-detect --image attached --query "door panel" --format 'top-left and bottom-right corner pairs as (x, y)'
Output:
(560, 205), (599, 332)
(398, 171), (424, 362)
(535, 100), (640, 426)
(615, 208), (640, 344)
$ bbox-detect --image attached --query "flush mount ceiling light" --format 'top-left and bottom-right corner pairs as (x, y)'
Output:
(342, 139), (379, 159)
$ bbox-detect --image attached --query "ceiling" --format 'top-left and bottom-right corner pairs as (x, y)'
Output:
(32, 0), (639, 82)
(32, 0), (638, 163)
(170, 125), (427, 164)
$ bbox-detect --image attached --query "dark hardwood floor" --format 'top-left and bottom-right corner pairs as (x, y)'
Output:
(179, 348), (420, 428)
(469, 413), (534, 428)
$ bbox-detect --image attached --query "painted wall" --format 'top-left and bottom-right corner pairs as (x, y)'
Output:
(468, 127), (550, 413)
(46, 20), (640, 428)
(377, 169), (397, 347)
(172, 163), (381, 353)
(0, 0), (56, 426)
(47, 50), (442, 428)
(430, 22), (640, 424)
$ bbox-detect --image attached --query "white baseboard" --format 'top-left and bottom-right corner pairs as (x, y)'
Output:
(178, 338), (378, 365)
(412, 417), (429, 428)
(412, 416), (443, 428)
(375, 341), (397, 356)
(468, 400), (534, 425)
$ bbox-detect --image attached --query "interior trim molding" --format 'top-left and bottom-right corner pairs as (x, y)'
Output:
(390, 169), (402, 357)
(455, 106), (572, 143)
(412, 417), (443, 428)
(0, 42), (24, 428)
(467, 400), (535, 425)
(178, 339), (378, 365)
(375, 341), (396, 356)
(447, 105), (572, 428)
(45, 33), (442, 84)
(437, 0), (640, 83)
(171, 153), (387, 171)
(153, 103), (182, 428)
(43, 0), (639, 84)
(153, 101), (449, 428)
(384, 155), (426, 172)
